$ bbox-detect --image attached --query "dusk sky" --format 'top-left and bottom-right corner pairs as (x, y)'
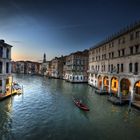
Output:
(0, 0), (140, 62)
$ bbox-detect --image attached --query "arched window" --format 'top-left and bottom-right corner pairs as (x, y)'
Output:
(129, 63), (132, 72)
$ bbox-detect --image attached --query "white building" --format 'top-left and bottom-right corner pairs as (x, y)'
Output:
(0, 40), (12, 97)
(88, 22), (140, 104)
(65, 50), (88, 83)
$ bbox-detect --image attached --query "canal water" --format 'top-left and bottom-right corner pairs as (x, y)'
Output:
(0, 74), (140, 140)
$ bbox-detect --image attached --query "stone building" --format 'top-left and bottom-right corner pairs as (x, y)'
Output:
(65, 50), (88, 83)
(41, 53), (48, 76)
(51, 56), (66, 79)
(88, 22), (140, 104)
(12, 61), (41, 74)
(45, 61), (52, 77)
(0, 40), (12, 96)
(16, 61), (25, 73)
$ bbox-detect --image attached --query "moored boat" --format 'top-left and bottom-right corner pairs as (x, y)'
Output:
(73, 97), (89, 111)
(12, 82), (22, 94)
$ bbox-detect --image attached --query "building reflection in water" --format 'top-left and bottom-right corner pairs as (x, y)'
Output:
(0, 98), (14, 140)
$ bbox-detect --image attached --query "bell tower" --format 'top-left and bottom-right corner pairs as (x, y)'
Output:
(43, 53), (46, 63)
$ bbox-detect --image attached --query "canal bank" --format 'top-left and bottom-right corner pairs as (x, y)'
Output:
(0, 74), (140, 140)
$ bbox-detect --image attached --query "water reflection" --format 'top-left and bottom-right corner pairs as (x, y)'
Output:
(0, 74), (140, 140)
(0, 98), (14, 140)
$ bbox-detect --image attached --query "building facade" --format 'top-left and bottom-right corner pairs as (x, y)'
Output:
(51, 56), (65, 79)
(65, 50), (88, 83)
(88, 22), (140, 103)
(12, 61), (41, 75)
(0, 40), (12, 96)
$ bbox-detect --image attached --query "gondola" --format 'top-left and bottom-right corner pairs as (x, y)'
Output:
(73, 97), (89, 111)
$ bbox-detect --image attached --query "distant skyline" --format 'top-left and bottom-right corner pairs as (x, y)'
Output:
(0, 0), (140, 62)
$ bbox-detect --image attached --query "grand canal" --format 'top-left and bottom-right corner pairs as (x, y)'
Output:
(0, 74), (140, 140)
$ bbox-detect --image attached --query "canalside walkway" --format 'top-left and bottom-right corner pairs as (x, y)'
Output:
(107, 96), (129, 105)
(95, 89), (108, 95)
(132, 101), (140, 110)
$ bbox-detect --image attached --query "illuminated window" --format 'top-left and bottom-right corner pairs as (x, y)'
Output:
(6, 79), (9, 85)
(114, 82), (116, 88)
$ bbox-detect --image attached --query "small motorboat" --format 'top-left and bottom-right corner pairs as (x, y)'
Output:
(12, 82), (22, 94)
(73, 97), (89, 111)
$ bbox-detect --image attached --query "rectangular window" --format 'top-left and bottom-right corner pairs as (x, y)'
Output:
(0, 80), (2, 86)
(130, 33), (134, 40)
(6, 62), (9, 73)
(135, 45), (139, 53)
(92, 65), (94, 70)
(112, 52), (114, 58)
(122, 49), (125, 56)
(121, 63), (123, 72)
(104, 54), (106, 59)
(108, 65), (110, 72)
(130, 47), (133, 54)
(109, 53), (111, 58)
(129, 63), (132, 72)
(118, 50), (120, 57)
(102, 65), (104, 72)
(135, 63), (138, 73)
(98, 65), (100, 71)
(112, 42), (114, 47)
(136, 31), (140, 38)
(117, 64), (119, 73)
(118, 39), (121, 44)
(104, 65), (105, 71)
(6, 49), (9, 59)
(111, 64), (113, 72)
(0, 62), (2, 73)
(122, 37), (125, 44)
(0, 47), (3, 58)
